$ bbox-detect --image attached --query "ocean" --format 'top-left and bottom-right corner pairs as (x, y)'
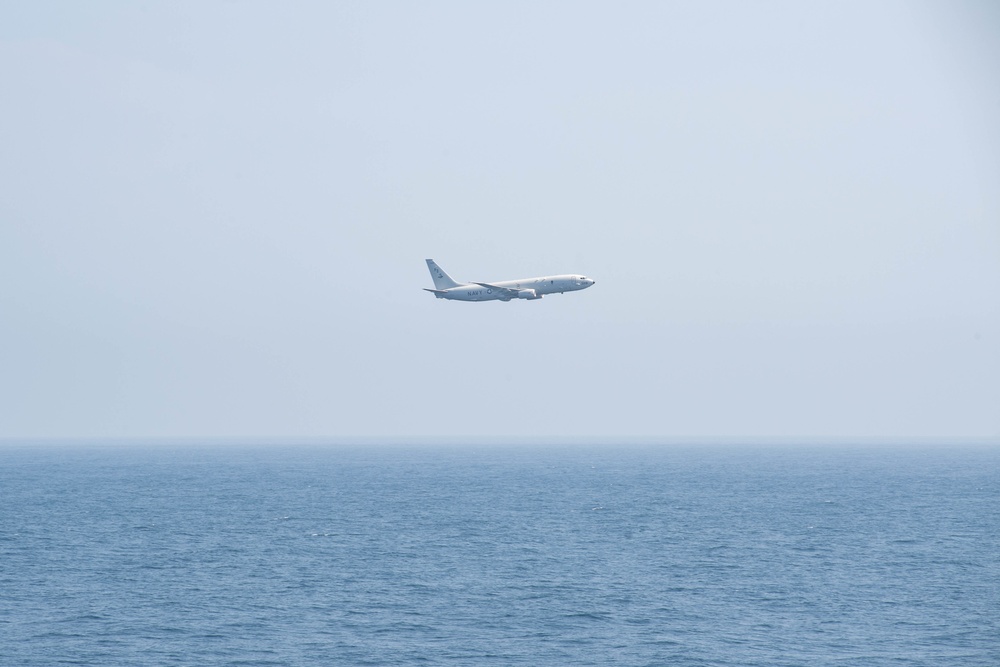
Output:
(1, 442), (997, 666)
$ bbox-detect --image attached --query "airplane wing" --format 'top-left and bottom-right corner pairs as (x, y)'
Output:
(472, 282), (520, 297)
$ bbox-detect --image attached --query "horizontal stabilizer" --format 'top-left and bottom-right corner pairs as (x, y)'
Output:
(423, 288), (449, 294)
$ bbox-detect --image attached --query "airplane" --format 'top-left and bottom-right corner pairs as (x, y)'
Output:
(424, 259), (595, 302)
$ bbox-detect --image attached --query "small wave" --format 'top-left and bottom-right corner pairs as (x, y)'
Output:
(562, 611), (613, 622)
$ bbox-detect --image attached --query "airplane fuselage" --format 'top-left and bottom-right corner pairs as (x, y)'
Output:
(441, 275), (592, 302)
(423, 260), (595, 302)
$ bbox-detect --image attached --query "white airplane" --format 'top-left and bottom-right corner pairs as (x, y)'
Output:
(424, 259), (595, 302)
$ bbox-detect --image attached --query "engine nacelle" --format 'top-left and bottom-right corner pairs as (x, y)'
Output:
(517, 289), (540, 299)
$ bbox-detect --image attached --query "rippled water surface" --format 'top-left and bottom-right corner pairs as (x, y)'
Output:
(2, 443), (998, 665)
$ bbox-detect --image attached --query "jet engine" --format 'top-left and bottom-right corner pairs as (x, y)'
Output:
(517, 289), (540, 299)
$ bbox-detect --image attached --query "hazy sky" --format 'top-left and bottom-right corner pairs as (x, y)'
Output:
(1, 2), (998, 440)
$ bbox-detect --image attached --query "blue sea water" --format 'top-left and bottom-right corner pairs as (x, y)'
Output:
(1, 442), (998, 666)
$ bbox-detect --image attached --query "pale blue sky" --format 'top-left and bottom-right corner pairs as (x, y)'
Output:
(1, 2), (997, 440)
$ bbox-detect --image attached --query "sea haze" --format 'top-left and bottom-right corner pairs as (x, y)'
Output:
(1, 442), (998, 666)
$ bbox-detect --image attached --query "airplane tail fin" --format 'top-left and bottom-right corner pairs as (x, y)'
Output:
(425, 259), (461, 289)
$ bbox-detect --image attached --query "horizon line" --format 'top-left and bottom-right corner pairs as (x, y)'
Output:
(1, 435), (998, 447)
